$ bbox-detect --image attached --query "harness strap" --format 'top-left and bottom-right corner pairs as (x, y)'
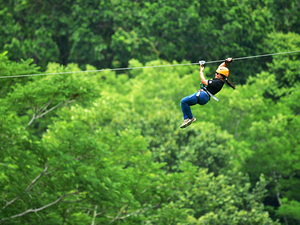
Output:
(196, 88), (211, 104)
(196, 90), (201, 104)
(202, 87), (219, 102)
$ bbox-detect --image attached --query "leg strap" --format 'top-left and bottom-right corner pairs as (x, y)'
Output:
(196, 89), (201, 104)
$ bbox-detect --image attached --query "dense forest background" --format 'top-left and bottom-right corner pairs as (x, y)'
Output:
(1, 0), (300, 224)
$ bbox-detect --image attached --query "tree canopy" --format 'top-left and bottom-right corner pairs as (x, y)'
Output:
(1, 0), (300, 224)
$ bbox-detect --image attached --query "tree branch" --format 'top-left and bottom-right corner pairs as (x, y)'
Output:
(109, 207), (144, 224)
(273, 171), (288, 225)
(37, 99), (53, 115)
(91, 205), (98, 225)
(26, 101), (64, 129)
(109, 205), (128, 223)
(108, 200), (163, 223)
(35, 100), (65, 119)
(3, 191), (79, 221)
(25, 165), (49, 192)
(26, 99), (75, 129)
(26, 113), (37, 129)
(2, 165), (49, 210)
(0, 163), (17, 169)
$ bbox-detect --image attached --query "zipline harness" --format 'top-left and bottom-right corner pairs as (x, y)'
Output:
(196, 60), (219, 103)
(197, 85), (219, 102)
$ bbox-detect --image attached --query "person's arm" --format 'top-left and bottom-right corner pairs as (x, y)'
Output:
(200, 65), (208, 86)
(218, 57), (234, 68)
(218, 61), (227, 68)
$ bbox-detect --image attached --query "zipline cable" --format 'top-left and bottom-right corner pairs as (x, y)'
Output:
(0, 50), (300, 79)
(204, 50), (300, 64)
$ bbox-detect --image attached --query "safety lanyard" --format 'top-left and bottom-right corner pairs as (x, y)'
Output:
(200, 83), (219, 102)
(202, 86), (219, 102)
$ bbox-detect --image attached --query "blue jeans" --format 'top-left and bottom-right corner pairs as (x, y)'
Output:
(180, 91), (209, 119)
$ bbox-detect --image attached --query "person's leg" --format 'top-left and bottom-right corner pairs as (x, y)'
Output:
(180, 93), (198, 119)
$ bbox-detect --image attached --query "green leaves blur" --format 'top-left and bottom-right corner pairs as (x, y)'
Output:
(1, 53), (286, 224)
(1, 0), (300, 224)
(2, 0), (299, 82)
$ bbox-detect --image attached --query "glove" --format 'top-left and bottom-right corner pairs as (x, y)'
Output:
(199, 60), (206, 66)
(225, 58), (234, 65)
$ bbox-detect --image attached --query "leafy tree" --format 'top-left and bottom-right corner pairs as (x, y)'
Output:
(0, 55), (280, 224)
(265, 0), (300, 34)
(263, 32), (300, 94)
(0, 51), (40, 96)
(1, 0), (293, 84)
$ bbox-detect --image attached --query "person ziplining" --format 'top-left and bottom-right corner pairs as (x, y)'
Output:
(180, 58), (235, 129)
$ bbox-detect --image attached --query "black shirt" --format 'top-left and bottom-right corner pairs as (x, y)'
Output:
(206, 79), (225, 95)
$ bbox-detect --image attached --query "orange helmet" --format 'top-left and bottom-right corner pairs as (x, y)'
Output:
(216, 67), (229, 77)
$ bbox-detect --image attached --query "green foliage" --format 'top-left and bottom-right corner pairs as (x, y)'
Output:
(265, 0), (300, 33)
(1, 0), (298, 82)
(1, 1), (300, 223)
(0, 56), (282, 224)
(277, 199), (300, 222)
(0, 51), (40, 96)
(264, 32), (300, 92)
